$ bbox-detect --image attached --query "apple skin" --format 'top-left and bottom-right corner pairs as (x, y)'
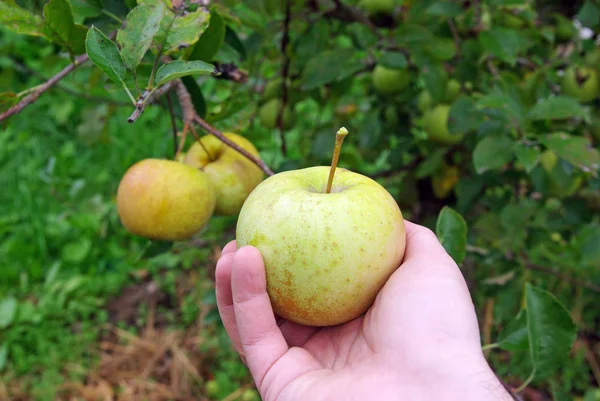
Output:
(561, 66), (599, 103)
(236, 166), (406, 327)
(372, 65), (411, 96)
(423, 104), (464, 145)
(258, 98), (294, 129)
(184, 133), (264, 216)
(117, 158), (216, 241)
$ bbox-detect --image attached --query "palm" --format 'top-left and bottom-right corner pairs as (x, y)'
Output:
(215, 223), (508, 401)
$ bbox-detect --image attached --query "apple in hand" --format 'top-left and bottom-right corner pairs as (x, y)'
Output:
(184, 132), (264, 216)
(236, 128), (407, 326)
(117, 158), (216, 241)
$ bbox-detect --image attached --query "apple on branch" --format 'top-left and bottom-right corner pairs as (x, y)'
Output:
(236, 127), (407, 327)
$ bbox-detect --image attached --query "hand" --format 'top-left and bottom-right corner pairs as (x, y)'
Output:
(215, 221), (512, 401)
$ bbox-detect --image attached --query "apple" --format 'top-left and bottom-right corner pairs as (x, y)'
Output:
(423, 104), (464, 145)
(444, 79), (461, 102)
(372, 64), (411, 96)
(258, 98), (294, 129)
(184, 132), (264, 216)
(540, 149), (583, 197)
(417, 90), (433, 112)
(358, 0), (395, 16)
(561, 66), (600, 103)
(116, 158), (216, 241)
(236, 128), (406, 326)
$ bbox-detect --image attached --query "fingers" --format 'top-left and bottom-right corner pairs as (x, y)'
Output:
(231, 246), (289, 387)
(222, 240), (237, 255)
(215, 251), (244, 355)
(402, 220), (455, 266)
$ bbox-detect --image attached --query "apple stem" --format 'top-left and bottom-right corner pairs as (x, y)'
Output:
(326, 127), (349, 194)
(197, 139), (214, 162)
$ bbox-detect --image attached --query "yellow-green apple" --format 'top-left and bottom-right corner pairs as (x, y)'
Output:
(561, 66), (599, 103)
(258, 98), (294, 129)
(423, 104), (464, 145)
(236, 128), (406, 326)
(184, 132), (264, 216)
(372, 64), (411, 96)
(117, 158), (216, 241)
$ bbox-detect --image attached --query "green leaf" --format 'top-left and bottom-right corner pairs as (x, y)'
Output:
(528, 96), (588, 121)
(514, 142), (541, 173)
(224, 25), (247, 59)
(497, 310), (529, 351)
(479, 27), (522, 65)
(68, 23), (89, 55)
(473, 136), (514, 174)
(542, 132), (600, 172)
(61, 238), (92, 264)
(117, 3), (165, 71)
(152, 5), (210, 55)
(0, 343), (7, 372)
(0, 0), (45, 37)
(301, 48), (364, 90)
(525, 283), (577, 378)
(378, 52), (408, 69)
(155, 60), (216, 86)
(86, 27), (127, 85)
(577, 0), (600, 28)
(415, 148), (447, 179)
(448, 95), (484, 136)
(0, 297), (17, 329)
(189, 7), (226, 62)
(435, 206), (468, 265)
(43, 0), (75, 44)
(573, 224), (600, 268)
(0, 92), (18, 113)
(70, 0), (103, 19)
(181, 76), (206, 118)
(420, 62), (447, 103)
(426, 1), (463, 17)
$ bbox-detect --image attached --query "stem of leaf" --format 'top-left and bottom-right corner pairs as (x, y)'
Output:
(515, 366), (536, 393)
(123, 85), (137, 105)
(481, 342), (499, 351)
(101, 9), (124, 24)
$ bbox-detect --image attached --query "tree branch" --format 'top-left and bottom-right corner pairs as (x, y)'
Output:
(127, 81), (178, 123)
(525, 263), (600, 294)
(276, 0), (292, 156)
(166, 91), (178, 156)
(175, 81), (274, 177)
(0, 53), (89, 122)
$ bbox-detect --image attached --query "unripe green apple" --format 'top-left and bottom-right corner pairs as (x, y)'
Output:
(372, 64), (411, 96)
(358, 0), (395, 16)
(240, 389), (261, 401)
(236, 164), (406, 326)
(444, 79), (461, 102)
(423, 104), (464, 145)
(417, 90), (433, 112)
(117, 159), (216, 241)
(184, 133), (264, 216)
(258, 98), (294, 129)
(561, 66), (600, 103)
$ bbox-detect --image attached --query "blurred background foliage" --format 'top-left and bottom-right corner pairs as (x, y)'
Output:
(1, 0), (600, 400)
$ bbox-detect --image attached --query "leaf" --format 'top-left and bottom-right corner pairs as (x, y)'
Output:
(514, 142), (541, 173)
(0, 297), (17, 329)
(426, 1), (463, 17)
(378, 52), (408, 69)
(542, 132), (600, 172)
(155, 60), (216, 86)
(0, 0), (45, 37)
(577, 0), (600, 28)
(573, 224), (600, 268)
(0, 92), (18, 113)
(61, 238), (92, 264)
(301, 48), (364, 90)
(189, 7), (226, 62)
(448, 95), (484, 136)
(68, 24), (89, 55)
(181, 76), (206, 118)
(420, 62), (447, 103)
(43, 0), (75, 44)
(415, 148), (447, 179)
(224, 25), (247, 59)
(70, 0), (103, 19)
(498, 310), (529, 351)
(525, 283), (577, 378)
(0, 343), (7, 372)
(117, 3), (165, 71)
(473, 136), (514, 174)
(479, 27), (523, 65)
(148, 5), (210, 55)
(435, 206), (468, 265)
(86, 27), (127, 85)
(528, 96), (588, 121)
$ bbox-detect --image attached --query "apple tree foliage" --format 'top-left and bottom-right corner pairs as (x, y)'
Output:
(2, 0), (600, 397)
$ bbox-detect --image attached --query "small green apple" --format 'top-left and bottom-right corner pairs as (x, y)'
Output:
(258, 98), (294, 129)
(236, 128), (406, 326)
(423, 104), (464, 145)
(444, 79), (461, 102)
(417, 90), (433, 112)
(184, 133), (264, 216)
(117, 158), (216, 241)
(372, 64), (411, 96)
(561, 66), (600, 103)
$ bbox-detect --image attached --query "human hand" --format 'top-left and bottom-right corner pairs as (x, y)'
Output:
(215, 221), (513, 401)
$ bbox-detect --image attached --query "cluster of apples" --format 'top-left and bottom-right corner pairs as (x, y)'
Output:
(116, 132), (264, 241)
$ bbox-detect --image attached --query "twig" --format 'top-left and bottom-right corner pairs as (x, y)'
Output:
(482, 298), (495, 357)
(525, 263), (600, 294)
(175, 81), (275, 176)
(328, 0), (384, 39)
(166, 91), (178, 156)
(448, 19), (461, 57)
(0, 53), (89, 122)
(127, 81), (178, 123)
(486, 58), (501, 80)
(276, 0), (292, 156)
(221, 384), (254, 401)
